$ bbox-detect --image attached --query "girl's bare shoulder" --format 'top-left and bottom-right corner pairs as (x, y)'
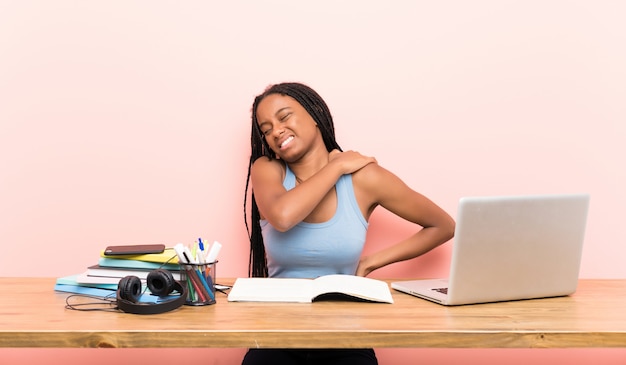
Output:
(352, 162), (398, 186)
(251, 157), (286, 181)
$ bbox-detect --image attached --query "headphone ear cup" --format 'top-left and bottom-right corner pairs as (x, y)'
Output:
(118, 275), (142, 303)
(116, 270), (187, 315)
(147, 269), (176, 296)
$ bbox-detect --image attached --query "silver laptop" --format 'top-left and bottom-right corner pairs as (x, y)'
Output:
(391, 194), (590, 305)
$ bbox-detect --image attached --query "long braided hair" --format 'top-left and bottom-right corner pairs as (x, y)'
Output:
(244, 82), (343, 277)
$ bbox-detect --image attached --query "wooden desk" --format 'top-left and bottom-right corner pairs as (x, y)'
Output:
(1, 278), (625, 348)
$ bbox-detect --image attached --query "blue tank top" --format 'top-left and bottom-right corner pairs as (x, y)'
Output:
(260, 165), (368, 278)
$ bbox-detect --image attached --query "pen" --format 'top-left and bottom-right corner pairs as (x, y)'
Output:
(198, 238), (207, 268)
(195, 269), (215, 301)
(175, 243), (208, 302)
(198, 238), (205, 252)
(186, 267), (207, 302)
(183, 244), (213, 302)
(206, 241), (222, 263)
(187, 280), (196, 302)
(174, 244), (198, 301)
(196, 248), (215, 301)
(173, 243), (188, 264)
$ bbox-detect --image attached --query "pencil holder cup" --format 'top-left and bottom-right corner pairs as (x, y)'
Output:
(179, 261), (217, 306)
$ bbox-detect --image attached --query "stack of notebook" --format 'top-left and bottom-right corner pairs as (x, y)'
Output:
(54, 248), (180, 296)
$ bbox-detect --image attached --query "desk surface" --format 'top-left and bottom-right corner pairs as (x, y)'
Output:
(1, 278), (626, 348)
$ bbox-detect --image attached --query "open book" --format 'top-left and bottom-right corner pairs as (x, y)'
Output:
(227, 274), (393, 303)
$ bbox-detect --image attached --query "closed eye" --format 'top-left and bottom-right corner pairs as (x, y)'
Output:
(258, 120), (272, 136)
(279, 112), (291, 122)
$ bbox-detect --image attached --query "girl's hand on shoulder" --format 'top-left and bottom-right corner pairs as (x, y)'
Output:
(329, 149), (377, 175)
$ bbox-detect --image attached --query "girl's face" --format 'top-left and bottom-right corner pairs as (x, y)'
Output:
(256, 93), (321, 162)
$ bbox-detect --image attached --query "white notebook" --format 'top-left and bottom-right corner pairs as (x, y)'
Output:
(228, 274), (393, 303)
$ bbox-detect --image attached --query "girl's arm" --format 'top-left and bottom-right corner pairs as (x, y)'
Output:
(353, 164), (455, 276)
(250, 151), (376, 232)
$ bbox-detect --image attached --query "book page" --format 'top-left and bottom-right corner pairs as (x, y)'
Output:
(227, 278), (314, 302)
(311, 275), (393, 303)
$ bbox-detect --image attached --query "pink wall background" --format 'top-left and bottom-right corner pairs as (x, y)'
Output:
(1, 1), (624, 364)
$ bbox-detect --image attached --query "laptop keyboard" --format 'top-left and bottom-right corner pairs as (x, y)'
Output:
(432, 287), (448, 295)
